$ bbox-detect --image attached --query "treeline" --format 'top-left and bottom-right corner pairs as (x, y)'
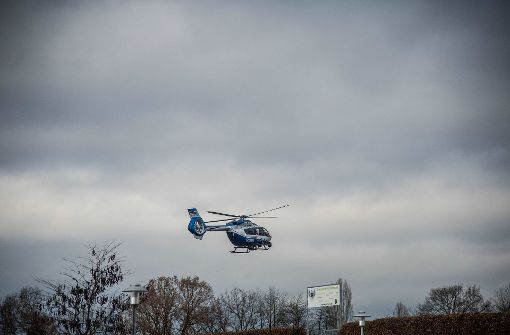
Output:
(0, 242), (352, 335)
(1, 241), (509, 335)
(137, 276), (305, 334)
(137, 276), (352, 335)
(391, 282), (510, 318)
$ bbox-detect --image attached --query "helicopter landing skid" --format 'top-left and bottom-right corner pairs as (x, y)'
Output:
(230, 245), (271, 253)
(230, 247), (250, 254)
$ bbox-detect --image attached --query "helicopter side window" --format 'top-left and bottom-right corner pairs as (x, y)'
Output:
(244, 228), (256, 235)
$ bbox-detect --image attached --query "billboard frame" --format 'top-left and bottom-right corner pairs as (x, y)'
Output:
(307, 283), (341, 309)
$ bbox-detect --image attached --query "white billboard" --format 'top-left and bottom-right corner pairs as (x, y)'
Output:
(307, 284), (340, 308)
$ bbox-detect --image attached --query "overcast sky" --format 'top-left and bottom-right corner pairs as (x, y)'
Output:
(1, 0), (510, 318)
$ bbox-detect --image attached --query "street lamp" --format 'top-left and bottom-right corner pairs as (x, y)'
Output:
(123, 284), (147, 335)
(353, 311), (371, 335)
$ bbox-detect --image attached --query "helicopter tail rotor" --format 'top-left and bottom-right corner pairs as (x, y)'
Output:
(187, 208), (206, 240)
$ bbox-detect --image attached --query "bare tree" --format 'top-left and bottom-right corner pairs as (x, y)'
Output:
(307, 307), (325, 335)
(462, 285), (491, 312)
(321, 306), (337, 331)
(286, 294), (307, 329)
(264, 287), (288, 329)
(493, 282), (510, 312)
(218, 287), (307, 331)
(417, 283), (491, 315)
(393, 302), (410, 317)
(175, 276), (215, 335)
(136, 275), (221, 335)
(0, 287), (55, 335)
(195, 297), (229, 333)
(39, 241), (127, 335)
(138, 276), (179, 335)
(244, 290), (261, 330)
(221, 288), (259, 331)
(0, 294), (17, 335)
(16, 287), (55, 335)
(255, 290), (267, 329)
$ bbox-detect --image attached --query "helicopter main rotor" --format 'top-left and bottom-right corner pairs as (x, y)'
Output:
(204, 205), (289, 224)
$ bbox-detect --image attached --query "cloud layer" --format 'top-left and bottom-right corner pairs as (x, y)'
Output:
(1, 1), (510, 317)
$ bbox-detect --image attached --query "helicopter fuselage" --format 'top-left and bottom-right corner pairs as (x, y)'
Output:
(225, 220), (272, 250)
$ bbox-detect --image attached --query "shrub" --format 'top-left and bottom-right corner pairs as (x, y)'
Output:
(338, 313), (510, 335)
(206, 327), (306, 335)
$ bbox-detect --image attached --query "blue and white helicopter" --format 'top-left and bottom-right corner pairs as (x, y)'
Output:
(187, 205), (289, 253)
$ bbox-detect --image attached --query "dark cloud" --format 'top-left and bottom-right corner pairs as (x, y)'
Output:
(1, 1), (510, 316)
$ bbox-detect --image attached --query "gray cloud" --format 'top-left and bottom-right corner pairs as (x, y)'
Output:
(1, 0), (510, 317)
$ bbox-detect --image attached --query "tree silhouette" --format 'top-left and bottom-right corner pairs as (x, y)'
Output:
(393, 302), (410, 317)
(138, 276), (179, 335)
(0, 287), (55, 335)
(39, 241), (127, 335)
(493, 282), (510, 312)
(417, 284), (491, 315)
(176, 276), (215, 335)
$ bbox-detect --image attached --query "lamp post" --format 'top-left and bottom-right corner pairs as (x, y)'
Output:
(353, 311), (371, 335)
(123, 284), (147, 335)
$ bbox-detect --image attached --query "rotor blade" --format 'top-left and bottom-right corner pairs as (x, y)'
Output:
(206, 210), (242, 218)
(204, 218), (235, 223)
(247, 216), (277, 219)
(248, 204), (289, 217)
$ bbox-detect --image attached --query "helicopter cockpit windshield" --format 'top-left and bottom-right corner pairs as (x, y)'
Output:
(244, 227), (271, 237)
(260, 228), (271, 237)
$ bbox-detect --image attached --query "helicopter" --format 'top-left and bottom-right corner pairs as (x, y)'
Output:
(187, 205), (289, 253)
